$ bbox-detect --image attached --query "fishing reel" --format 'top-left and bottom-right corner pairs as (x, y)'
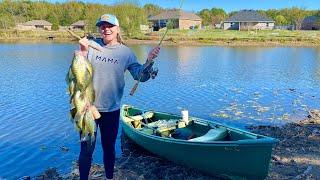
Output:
(86, 33), (98, 40)
(150, 67), (159, 79)
(143, 61), (159, 80)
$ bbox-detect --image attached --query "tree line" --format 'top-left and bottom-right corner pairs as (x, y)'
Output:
(0, 0), (319, 36)
(0, 0), (151, 37)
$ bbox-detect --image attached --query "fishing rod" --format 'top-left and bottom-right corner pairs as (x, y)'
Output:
(130, 0), (185, 96)
(67, 29), (103, 52)
(129, 29), (168, 96)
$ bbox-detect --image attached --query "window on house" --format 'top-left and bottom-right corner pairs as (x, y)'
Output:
(159, 20), (166, 28)
(266, 23), (269, 27)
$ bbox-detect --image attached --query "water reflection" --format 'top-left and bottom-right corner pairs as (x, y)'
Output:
(1, 43), (320, 178)
(312, 48), (320, 82)
(125, 45), (320, 127)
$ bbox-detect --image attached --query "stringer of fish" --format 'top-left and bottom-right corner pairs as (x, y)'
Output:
(66, 54), (101, 143)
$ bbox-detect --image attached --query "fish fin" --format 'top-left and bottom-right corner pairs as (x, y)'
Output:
(70, 108), (77, 120)
(86, 59), (93, 77)
(74, 111), (84, 127)
(69, 93), (75, 104)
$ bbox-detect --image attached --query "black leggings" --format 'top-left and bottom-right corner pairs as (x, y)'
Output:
(79, 109), (120, 180)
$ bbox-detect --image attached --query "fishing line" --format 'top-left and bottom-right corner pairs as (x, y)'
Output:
(129, 0), (185, 96)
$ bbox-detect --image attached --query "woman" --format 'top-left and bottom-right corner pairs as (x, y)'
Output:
(77, 14), (160, 180)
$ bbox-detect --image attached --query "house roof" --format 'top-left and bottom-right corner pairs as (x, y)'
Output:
(23, 20), (52, 26)
(302, 16), (320, 24)
(148, 10), (201, 21)
(224, 10), (274, 22)
(71, 20), (86, 26)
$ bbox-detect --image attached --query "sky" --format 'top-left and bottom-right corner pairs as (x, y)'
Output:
(51, 0), (320, 13)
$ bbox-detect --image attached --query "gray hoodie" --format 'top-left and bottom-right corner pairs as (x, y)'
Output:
(87, 39), (152, 112)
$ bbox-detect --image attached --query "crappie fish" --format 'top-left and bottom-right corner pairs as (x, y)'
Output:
(66, 53), (100, 142)
(85, 82), (95, 104)
(83, 110), (96, 141)
(71, 54), (93, 92)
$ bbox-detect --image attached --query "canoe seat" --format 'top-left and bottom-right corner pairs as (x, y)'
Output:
(188, 128), (228, 142)
(125, 111), (154, 122)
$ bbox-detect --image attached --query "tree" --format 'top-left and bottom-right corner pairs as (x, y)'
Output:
(290, 7), (308, 30)
(83, 4), (110, 33)
(29, 2), (48, 20)
(0, 12), (14, 29)
(143, 3), (162, 17)
(114, 0), (140, 6)
(275, 15), (287, 25)
(210, 8), (226, 25)
(265, 9), (278, 20)
(46, 13), (59, 30)
(59, 1), (86, 26)
(198, 9), (211, 26)
(113, 3), (147, 37)
(315, 18), (320, 27)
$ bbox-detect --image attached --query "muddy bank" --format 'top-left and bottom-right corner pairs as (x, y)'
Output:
(35, 135), (216, 180)
(35, 111), (320, 180)
(248, 120), (320, 179)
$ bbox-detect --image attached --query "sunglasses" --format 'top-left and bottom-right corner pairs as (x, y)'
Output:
(99, 22), (116, 28)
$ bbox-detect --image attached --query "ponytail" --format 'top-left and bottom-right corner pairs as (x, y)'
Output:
(117, 29), (125, 45)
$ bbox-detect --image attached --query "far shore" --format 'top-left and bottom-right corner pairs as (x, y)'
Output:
(0, 38), (319, 47)
(0, 29), (319, 47)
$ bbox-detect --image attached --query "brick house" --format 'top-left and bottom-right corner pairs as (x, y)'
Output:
(148, 10), (202, 30)
(70, 20), (86, 31)
(223, 10), (274, 30)
(16, 20), (52, 30)
(301, 16), (320, 30)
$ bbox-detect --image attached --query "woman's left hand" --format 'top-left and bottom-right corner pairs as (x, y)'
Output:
(147, 46), (160, 63)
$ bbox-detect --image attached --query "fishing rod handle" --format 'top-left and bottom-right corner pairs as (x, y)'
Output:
(130, 81), (140, 96)
(130, 59), (154, 96)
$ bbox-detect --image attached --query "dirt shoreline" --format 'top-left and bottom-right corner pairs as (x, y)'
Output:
(34, 111), (320, 180)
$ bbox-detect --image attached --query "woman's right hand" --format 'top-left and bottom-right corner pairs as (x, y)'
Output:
(74, 50), (87, 57)
(79, 37), (89, 51)
(77, 37), (89, 57)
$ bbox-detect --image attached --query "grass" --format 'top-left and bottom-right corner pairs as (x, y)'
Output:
(0, 29), (319, 46)
(142, 29), (320, 45)
(0, 29), (85, 41)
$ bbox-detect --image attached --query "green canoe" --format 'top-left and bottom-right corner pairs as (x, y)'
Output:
(121, 105), (278, 179)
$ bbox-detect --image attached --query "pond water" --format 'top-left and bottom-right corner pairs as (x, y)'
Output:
(0, 43), (319, 178)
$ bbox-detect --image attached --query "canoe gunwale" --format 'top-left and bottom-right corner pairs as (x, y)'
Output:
(121, 105), (278, 146)
(121, 105), (277, 179)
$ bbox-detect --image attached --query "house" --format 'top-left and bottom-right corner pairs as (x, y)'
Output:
(274, 25), (295, 30)
(223, 10), (274, 30)
(17, 20), (52, 30)
(148, 9), (202, 30)
(70, 20), (86, 31)
(301, 16), (320, 30)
